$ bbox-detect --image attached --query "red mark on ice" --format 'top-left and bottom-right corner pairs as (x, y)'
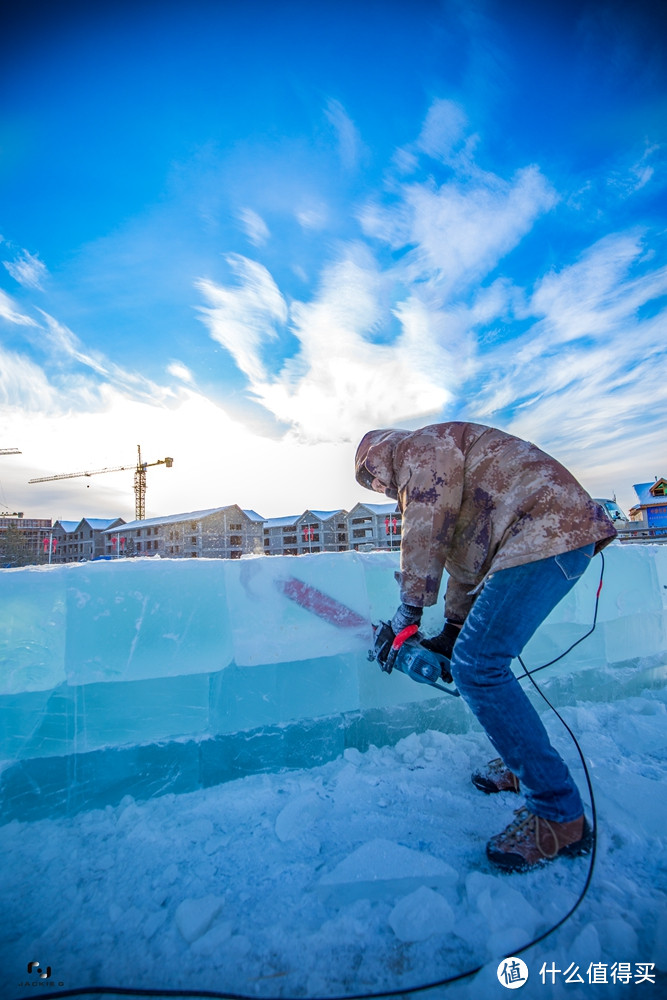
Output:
(278, 578), (368, 632)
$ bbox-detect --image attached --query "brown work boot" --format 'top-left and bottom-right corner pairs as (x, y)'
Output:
(487, 806), (593, 872)
(472, 757), (520, 794)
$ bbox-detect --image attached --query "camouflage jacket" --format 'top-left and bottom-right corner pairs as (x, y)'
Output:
(355, 422), (617, 620)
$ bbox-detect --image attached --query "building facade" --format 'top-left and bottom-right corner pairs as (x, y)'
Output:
(2, 503), (403, 565)
(262, 510), (348, 555)
(103, 506), (265, 559)
(629, 480), (667, 537)
(51, 517), (126, 563)
(347, 502), (402, 551)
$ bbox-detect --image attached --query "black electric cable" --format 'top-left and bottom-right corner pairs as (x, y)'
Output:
(518, 551), (606, 680)
(10, 557), (605, 1000)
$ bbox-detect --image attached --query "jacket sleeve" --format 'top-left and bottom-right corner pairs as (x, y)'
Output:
(394, 434), (465, 608)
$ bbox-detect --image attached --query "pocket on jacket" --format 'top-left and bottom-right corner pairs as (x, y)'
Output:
(554, 544), (595, 581)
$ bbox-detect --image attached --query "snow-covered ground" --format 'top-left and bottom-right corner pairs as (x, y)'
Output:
(2, 668), (666, 1000)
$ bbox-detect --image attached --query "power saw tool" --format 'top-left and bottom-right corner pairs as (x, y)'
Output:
(368, 622), (460, 697)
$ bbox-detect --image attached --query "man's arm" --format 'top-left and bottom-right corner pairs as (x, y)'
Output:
(394, 433), (465, 607)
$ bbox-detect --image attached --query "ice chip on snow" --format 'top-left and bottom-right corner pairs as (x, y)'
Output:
(388, 885), (455, 941)
(174, 895), (225, 943)
(191, 920), (235, 957)
(467, 871), (541, 940)
(275, 790), (327, 842)
(318, 838), (457, 902)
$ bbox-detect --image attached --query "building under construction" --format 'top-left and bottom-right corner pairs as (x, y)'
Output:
(0, 513), (53, 566)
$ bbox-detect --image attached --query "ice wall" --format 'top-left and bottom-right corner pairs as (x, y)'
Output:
(1, 544), (666, 822)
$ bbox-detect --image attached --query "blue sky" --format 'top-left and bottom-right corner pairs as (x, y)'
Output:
(1, 0), (666, 521)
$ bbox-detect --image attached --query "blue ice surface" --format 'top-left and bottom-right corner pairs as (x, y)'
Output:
(1, 544), (666, 823)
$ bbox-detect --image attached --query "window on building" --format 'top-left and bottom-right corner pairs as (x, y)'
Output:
(230, 535), (242, 546)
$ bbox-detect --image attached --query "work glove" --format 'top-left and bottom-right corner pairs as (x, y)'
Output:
(421, 620), (462, 683)
(390, 602), (423, 634)
(382, 604), (424, 673)
(372, 604), (423, 673)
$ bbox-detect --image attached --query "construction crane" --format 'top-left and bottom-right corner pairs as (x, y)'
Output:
(29, 445), (173, 521)
(0, 448), (21, 455)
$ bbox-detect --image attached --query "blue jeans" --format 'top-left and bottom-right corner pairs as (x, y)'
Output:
(449, 544), (595, 823)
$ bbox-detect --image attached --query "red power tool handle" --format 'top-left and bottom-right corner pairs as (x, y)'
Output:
(391, 624), (419, 649)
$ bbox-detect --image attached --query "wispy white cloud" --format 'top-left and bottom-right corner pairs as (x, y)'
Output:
(325, 99), (364, 171)
(527, 232), (667, 345)
(190, 100), (595, 447)
(463, 230), (667, 496)
(238, 207), (270, 247)
(195, 255), (288, 382)
(0, 346), (56, 410)
(361, 163), (557, 296)
(196, 244), (453, 443)
(296, 202), (329, 231)
(3, 249), (48, 289)
(414, 98), (471, 164)
(167, 361), (195, 385)
(35, 310), (176, 406)
(608, 141), (664, 197)
(0, 288), (39, 327)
